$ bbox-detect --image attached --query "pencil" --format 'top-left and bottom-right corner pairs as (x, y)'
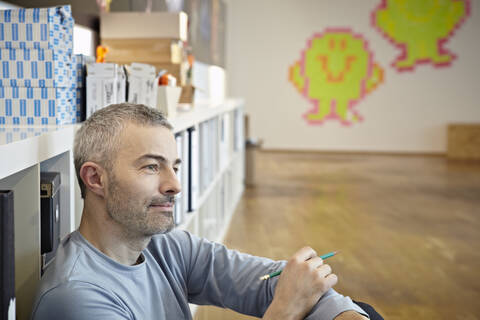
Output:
(259, 251), (339, 281)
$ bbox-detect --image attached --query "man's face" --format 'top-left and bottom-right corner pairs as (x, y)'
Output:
(105, 123), (181, 237)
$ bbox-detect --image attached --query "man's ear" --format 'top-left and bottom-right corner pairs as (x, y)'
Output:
(79, 161), (107, 198)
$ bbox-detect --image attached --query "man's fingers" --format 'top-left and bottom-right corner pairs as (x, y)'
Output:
(307, 256), (324, 269)
(316, 264), (332, 278)
(293, 247), (317, 262)
(324, 273), (338, 288)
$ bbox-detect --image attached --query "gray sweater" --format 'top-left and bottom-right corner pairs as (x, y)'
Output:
(32, 230), (366, 319)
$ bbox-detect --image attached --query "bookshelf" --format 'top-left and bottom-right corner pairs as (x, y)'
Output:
(0, 99), (245, 320)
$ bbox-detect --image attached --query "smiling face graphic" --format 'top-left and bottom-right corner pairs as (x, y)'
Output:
(373, 0), (470, 70)
(289, 29), (383, 125)
(305, 33), (369, 91)
(314, 37), (361, 83)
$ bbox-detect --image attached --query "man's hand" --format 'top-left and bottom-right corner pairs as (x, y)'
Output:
(263, 247), (338, 320)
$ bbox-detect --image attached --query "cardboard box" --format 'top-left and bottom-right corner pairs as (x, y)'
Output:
(0, 6), (74, 52)
(156, 86), (181, 118)
(74, 54), (95, 121)
(0, 47), (73, 88)
(103, 61), (186, 86)
(102, 38), (183, 64)
(0, 126), (50, 144)
(116, 66), (126, 104)
(86, 63), (123, 118)
(125, 63), (158, 108)
(100, 11), (188, 42)
(179, 85), (195, 104)
(0, 86), (76, 125)
(74, 54), (95, 88)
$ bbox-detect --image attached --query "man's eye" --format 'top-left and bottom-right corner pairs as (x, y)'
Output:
(145, 164), (159, 172)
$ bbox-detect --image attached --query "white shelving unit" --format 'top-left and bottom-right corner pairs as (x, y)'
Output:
(0, 126), (77, 320)
(0, 99), (245, 320)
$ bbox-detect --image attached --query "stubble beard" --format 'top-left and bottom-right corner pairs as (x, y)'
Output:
(105, 173), (175, 237)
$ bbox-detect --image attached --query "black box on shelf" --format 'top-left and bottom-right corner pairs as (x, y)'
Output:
(40, 172), (61, 274)
(0, 190), (15, 320)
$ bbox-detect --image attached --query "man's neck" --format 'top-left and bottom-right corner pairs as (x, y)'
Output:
(78, 200), (151, 266)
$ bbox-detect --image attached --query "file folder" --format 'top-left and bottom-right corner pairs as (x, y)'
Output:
(188, 126), (199, 212)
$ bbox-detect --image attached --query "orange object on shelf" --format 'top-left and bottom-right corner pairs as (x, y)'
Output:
(159, 73), (169, 86)
(187, 54), (194, 67)
(96, 45), (109, 63)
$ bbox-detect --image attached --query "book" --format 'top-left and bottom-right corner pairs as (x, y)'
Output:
(188, 126), (199, 212)
(199, 121), (209, 192)
(219, 113), (230, 171)
(209, 118), (219, 182)
(233, 109), (244, 151)
(181, 131), (190, 216)
(174, 133), (183, 226)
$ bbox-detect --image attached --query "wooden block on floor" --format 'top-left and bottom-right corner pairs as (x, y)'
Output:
(447, 124), (480, 160)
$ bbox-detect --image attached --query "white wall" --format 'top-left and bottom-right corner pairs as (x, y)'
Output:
(226, 0), (480, 153)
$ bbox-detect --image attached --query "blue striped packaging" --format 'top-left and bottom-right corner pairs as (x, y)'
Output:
(75, 54), (95, 88)
(0, 47), (72, 88)
(74, 54), (94, 121)
(0, 6), (73, 53)
(0, 126), (50, 144)
(76, 86), (83, 120)
(0, 86), (76, 125)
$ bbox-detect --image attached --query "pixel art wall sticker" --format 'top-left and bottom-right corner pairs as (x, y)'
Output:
(373, 0), (471, 71)
(289, 29), (384, 126)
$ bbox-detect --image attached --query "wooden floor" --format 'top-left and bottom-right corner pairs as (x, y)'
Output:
(194, 151), (480, 320)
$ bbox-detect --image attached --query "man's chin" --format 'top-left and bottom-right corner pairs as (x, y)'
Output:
(161, 223), (175, 234)
(158, 218), (175, 233)
(144, 219), (175, 236)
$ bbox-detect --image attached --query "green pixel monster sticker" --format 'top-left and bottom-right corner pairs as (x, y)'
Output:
(289, 29), (384, 126)
(373, 0), (471, 71)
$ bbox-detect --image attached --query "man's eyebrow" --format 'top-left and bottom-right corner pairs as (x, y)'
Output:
(136, 154), (182, 165)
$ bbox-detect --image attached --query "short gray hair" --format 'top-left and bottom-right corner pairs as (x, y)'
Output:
(74, 103), (173, 198)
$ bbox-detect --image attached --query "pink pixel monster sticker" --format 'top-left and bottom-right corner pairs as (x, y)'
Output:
(289, 29), (384, 126)
(372, 0), (471, 71)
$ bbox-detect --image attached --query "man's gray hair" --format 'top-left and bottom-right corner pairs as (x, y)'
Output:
(74, 103), (173, 198)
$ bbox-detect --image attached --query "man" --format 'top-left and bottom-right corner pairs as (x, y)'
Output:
(32, 103), (371, 319)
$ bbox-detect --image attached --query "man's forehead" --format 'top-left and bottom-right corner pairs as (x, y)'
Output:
(122, 122), (172, 138)
(118, 123), (175, 156)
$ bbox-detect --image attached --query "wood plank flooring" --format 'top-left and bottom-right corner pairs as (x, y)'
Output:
(194, 151), (480, 320)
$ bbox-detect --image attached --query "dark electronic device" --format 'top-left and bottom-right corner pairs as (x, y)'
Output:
(40, 172), (61, 274)
(0, 190), (15, 320)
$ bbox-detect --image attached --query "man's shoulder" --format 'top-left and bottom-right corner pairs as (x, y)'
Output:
(148, 229), (194, 253)
(33, 232), (117, 316)
(146, 229), (203, 271)
(39, 232), (88, 286)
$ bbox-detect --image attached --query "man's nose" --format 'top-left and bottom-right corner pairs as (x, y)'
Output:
(159, 169), (181, 196)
